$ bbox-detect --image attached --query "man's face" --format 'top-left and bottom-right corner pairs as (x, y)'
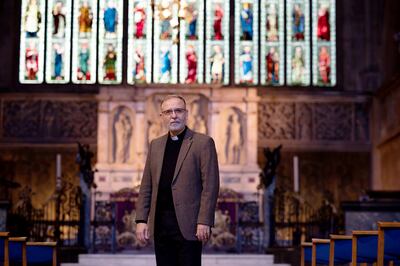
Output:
(160, 97), (188, 134)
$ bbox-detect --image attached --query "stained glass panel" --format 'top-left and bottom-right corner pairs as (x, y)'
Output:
(153, 0), (178, 84)
(312, 0), (336, 86)
(206, 0), (229, 84)
(46, 0), (72, 83)
(234, 0), (258, 85)
(98, 0), (123, 84)
(127, 0), (152, 84)
(19, 0), (46, 83)
(179, 0), (204, 84)
(260, 1), (284, 86)
(72, 0), (97, 84)
(286, 0), (310, 86)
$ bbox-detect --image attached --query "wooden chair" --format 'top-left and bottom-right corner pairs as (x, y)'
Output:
(377, 221), (400, 266)
(312, 238), (330, 266)
(301, 242), (312, 266)
(329, 235), (352, 266)
(352, 230), (381, 266)
(0, 232), (10, 266)
(9, 237), (27, 266)
(26, 242), (57, 266)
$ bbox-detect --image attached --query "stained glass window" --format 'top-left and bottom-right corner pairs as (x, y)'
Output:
(234, 0), (258, 85)
(46, 0), (72, 83)
(205, 0), (229, 85)
(72, 0), (98, 84)
(286, 0), (310, 86)
(98, 0), (124, 84)
(153, 0), (179, 84)
(127, 0), (152, 84)
(19, 0), (336, 87)
(19, 0), (46, 83)
(179, 0), (204, 84)
(312, 0), (336, 86)
(260, 0), (284, 86)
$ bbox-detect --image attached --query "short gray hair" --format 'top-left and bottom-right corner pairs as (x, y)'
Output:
(160, 95), (187, 109)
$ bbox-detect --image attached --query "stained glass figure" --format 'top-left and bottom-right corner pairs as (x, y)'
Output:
(213, 4), (224, 40)
(25, 0), (42, 38)
(104, 0), (118, 38)
(160, 45), (172, 83)
(240, 3), (253, 41)
(185, 45), (198, 83)
(210, 45), (224, 84)
(103, 44), (117, 81)
(77, 41), (91, 81)
(79, 0), (93, 36)
(292, 3), (305, 40)
(266, 47), (280, 85)
(52, 1), (66, 38)
(318, 46), (331, 84)
(317, 3), (330, 41)
(134, 1), (146, 38)
(25, 40), (39, 80)
(239, 46), (253, 83)
(266, 3), (278, 41)
(291, 46), (305, 84)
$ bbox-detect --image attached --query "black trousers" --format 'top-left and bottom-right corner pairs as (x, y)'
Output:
(154, 210), (202, 266)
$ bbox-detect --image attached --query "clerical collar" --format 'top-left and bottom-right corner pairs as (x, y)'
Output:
(170, 127), (187, 141)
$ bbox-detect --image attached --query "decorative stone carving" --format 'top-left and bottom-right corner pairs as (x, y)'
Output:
(2, 100), (97, 142)
(314, 103), (352, 141)
(258, 100), (369, 145)
(258, 103), (295, 140)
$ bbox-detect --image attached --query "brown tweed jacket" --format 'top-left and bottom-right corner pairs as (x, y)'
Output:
(136, 128), (220, 240)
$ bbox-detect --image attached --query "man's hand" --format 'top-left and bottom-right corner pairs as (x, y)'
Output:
(136, 223), (150, 243)
(196, 224), (211, 243)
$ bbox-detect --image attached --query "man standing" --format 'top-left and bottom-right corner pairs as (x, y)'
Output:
(136, 95), (220, 266)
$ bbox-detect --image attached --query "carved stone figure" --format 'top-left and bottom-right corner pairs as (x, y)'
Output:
(298, 104), (312, 140)
(225, 112), (243, 164)
(148, 120), (162, 143)
(114, 112), (132, 163)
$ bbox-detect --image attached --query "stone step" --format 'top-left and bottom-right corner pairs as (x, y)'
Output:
(61, 254), (291, 266)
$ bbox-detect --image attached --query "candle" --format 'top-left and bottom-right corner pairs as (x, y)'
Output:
(293, 156), (299, 192)
(56, 154), (62, 178)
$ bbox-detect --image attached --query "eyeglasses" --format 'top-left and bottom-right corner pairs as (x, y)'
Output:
(161, 108), (187, 116)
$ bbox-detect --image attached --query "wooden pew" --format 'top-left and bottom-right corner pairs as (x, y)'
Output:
(377, 221), (400, 266)
(26, 242), (57, 266)
(9, 237), (27, 266)
(312, 238), (330, 266)
(0, 232), (10, 266)
(329, 235), (352, 266)
(352, 230), (379, 266)
(301, 242), (312, 266)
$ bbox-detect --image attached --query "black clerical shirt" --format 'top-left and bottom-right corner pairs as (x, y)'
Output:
(156, 127), (186, 212)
